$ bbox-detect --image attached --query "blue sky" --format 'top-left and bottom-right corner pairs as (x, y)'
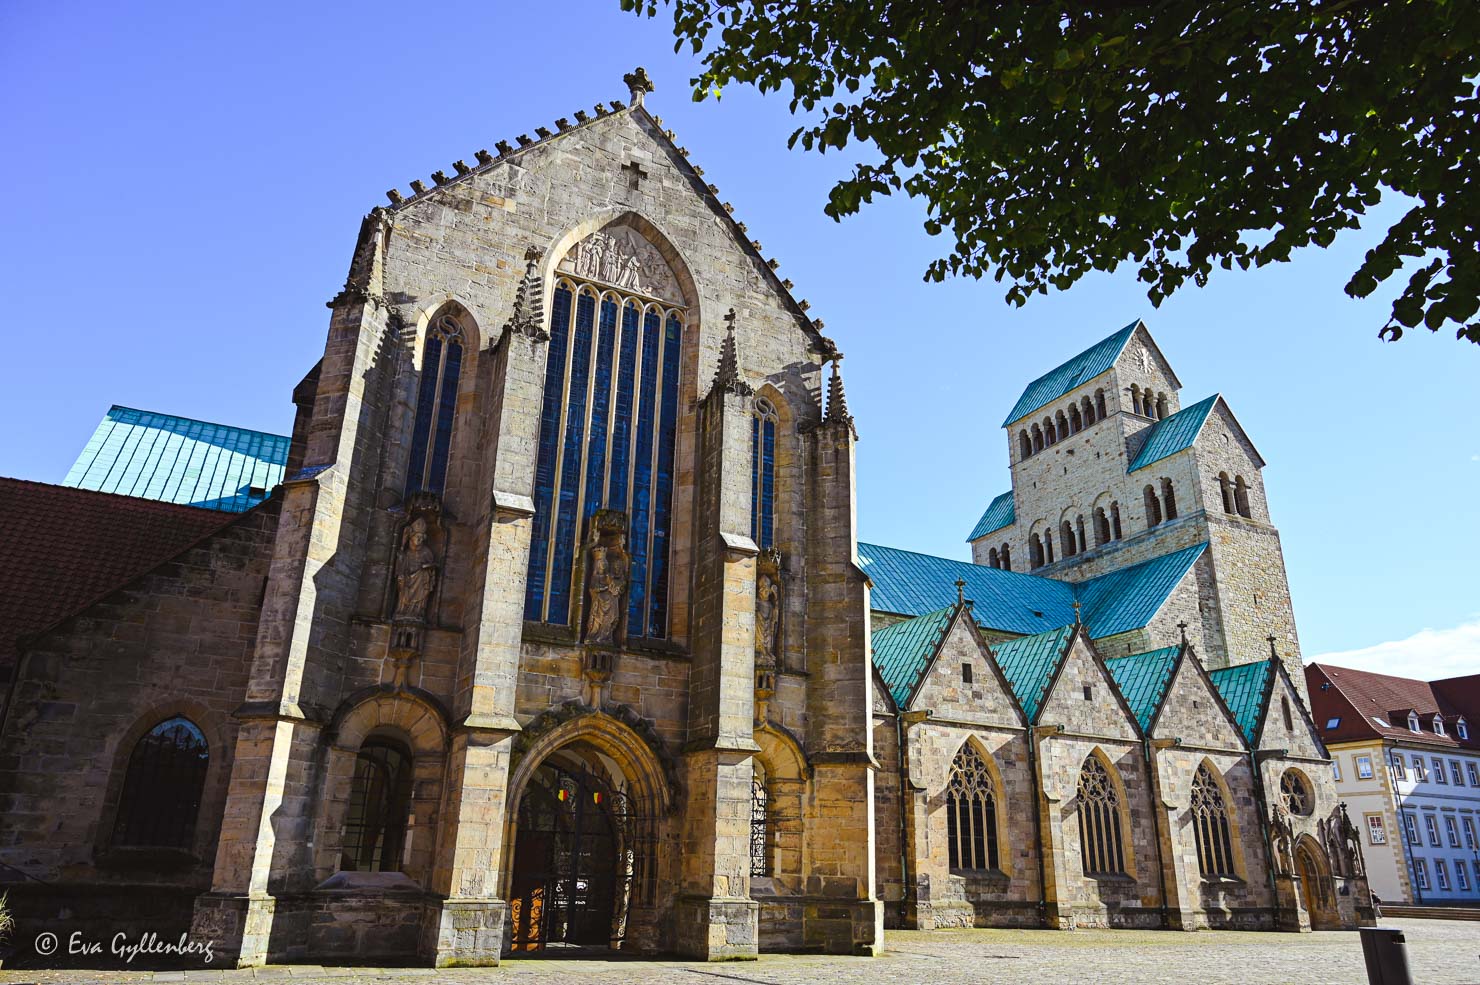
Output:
(2, 1), (1475, 672)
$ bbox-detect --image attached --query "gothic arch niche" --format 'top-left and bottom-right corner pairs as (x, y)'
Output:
(502, 713), (673, 955)
(404, 299), (481, 499)
(1293, 835), (1340, 929)
(1189, 759), (1245, 881)
(312, 691), (449, 886)
(753, 723), (809, 900)
(525, 213), (699, 644)
(1072, 748), (1136, 879)
(944, 737), (1011, 877)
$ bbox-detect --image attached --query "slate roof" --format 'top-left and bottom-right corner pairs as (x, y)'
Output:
(993, 625), (1075, 722)
(859, 541), (1206, 641)
(1209, 659), (1276, 745)
(1105, 647), (1181, 732)
(967, 490), (1015, 542)
(64, 405), (290, 513)
(1127, 394), (1219, 473)
(1306, 663), (1480, 751)
(1001, 322), (1138, 427)
(872, 606), (956, 708)
(0, 478), (234, 676)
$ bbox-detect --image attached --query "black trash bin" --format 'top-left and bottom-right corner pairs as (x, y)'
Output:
(1358, 926), (1414, 985)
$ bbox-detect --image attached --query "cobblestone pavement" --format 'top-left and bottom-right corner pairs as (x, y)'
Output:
(2, 919), (1476, 985)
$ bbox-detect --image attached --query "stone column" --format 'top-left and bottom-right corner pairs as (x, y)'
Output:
(675, 325), (762, 959)
(1034, 728), (1070, 929)
(1147, 740), (1196, 930)
(801, 362), (883, 955)
(423, 252), (550, 967)
(192, 212), (398, 966)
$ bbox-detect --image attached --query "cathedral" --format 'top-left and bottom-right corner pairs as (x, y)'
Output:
(0, 70), (1370, 970)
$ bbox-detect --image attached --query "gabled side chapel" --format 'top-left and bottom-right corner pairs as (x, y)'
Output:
(0, 69), (1370, 971)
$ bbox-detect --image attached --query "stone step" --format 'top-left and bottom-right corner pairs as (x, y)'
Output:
(1381, 904), (1480, 921)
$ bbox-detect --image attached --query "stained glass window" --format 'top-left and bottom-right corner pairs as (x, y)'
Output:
(751, 397), (778, 551)
(750, 763), (770, 877)
(525, 277), (685, 639)
(1077, 755), (1126, 875)
(1279, 769), (1313, 816)
(407, 313), (465, 495)
(113, 716), (209, 850)
(1191, 764), (1236, 877)
(946, 744), (999, 871)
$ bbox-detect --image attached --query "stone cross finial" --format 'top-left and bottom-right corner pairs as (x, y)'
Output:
(624, 67), (655, 107)
(707, 309), (752, 398)
(955, 578), (966, 605)
(1267, 634), (1278, 659)
(1178, 621), (1188, 645)
(1072, 599), (1082, 624)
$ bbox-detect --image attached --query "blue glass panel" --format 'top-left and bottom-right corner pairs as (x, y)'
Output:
(548, 290), (596, 625)
(750, 415), (760, 544)
(647, 312), (683, 637)
(583, 298), (619, 518)
(626, 308), (661, 638)
(607, 302), (640, 513)
(406, 333), (442, 492)
(760, 417), (776, 551)
(524, 285), (572, 621)
(428, 338), (462, 494)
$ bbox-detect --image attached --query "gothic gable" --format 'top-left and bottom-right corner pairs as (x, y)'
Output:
(1113, 321), (1183, 396)
(910, 610), (1026, 727)
(1148, 650), (1247, 750)
(1255, 662), (1326, 759)
(1038, 633), (1139, 742)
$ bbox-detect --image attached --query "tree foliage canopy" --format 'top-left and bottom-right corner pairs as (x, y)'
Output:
(626, 0), (1479, 344)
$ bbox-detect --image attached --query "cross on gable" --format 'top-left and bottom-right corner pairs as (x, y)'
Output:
(621, 160), (649, 190)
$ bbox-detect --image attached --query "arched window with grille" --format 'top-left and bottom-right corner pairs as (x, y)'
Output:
(751, 396), (778, 551)
(525, 230), (686, 640)
(407, 312), (466, 495)
(947, 744), (1000, 871)
(341, 737), (414, 872)
(1191, 763), (1237, 877)
(750, 762), (770, 877)
(112, 716), (209, 850)
(1077, 755), (1126, 875)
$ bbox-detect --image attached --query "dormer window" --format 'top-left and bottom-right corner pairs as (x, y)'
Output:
(1433, 715), (1445, 736)
(1459, 718), (1470, 741)
(1409, 713), (1421, 733)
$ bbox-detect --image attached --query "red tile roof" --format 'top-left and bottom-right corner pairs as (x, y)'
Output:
(1306, 662), (1479, 751)
(0, 477), (236, 676)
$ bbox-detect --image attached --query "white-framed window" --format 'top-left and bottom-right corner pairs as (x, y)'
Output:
(1391, 755), (1408, 781)
(1433, 715), (1446, 736)
(1405, 814), (1421, 845)
(1458, 859), (1472, 892)
(1459, 718), (1470, 740)
(1409, 713), (1421, 732)
(1450, 760), (1464, 786)
(1366, 814), (1387, 845)
(1332, 759), (1343, 782)
(1467, 763), (1479, 787)
(1463, 816), (1477, 850)
(1326, 717), (1341, 730)
(1434, 758), (1448, 784)
(1415, 858), (1430, 890)
(1445, 816), (1462, 847)
(1473, 859), (1480, 886)
(1426, 814), (1442, 846)
(1436, 859), (1451, 890)
(1413, 756), (1428, 781)
(1356, 756), (1374, 779)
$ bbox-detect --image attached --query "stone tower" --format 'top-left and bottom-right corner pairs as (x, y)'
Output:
(966, 321), (1302, 681)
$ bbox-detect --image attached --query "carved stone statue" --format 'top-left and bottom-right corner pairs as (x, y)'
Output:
(755, 549), (782, 667)
(394, 515), (439, 623)
(1340, 803), (1365, 877)
(559, 225), (682, 303)
(584, 510), (630, 646)
(1271, 803), (1296, 876)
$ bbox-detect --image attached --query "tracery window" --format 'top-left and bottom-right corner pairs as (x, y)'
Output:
(750, 763), (770, 877)
(1191, 764), (1236, 877)
(112, 716), (209, 850)
(751, 396), (778, 551)
(1279, 769), (1313, 816)
(525, 257), (685, 639)
(407, 313), (465, 495)
(341, 738), (414, 872)
(1077, 755), (1126, 875)
(946, 745), (1000, 871)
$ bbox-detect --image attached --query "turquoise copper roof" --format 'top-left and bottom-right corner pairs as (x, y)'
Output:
(1128, 394), (1219, 473)
(872, 606), (956, 708)
(993, 625), (1075, 721)
(1001, 322), (1138, 427)
(1209, 660), (1275, 744)
(63, 405), (289, 513)
(967, 490), (1015, 542)
(1105, 647), (1181, 732)
(859, 541), (1207, 640)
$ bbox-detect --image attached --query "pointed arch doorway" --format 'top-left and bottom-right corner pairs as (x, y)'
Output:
(505, 724), (666, 956)
(1294, 838), (1339, 930)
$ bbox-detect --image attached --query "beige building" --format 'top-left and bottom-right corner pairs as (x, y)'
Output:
(0, 69), (1370, 972)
